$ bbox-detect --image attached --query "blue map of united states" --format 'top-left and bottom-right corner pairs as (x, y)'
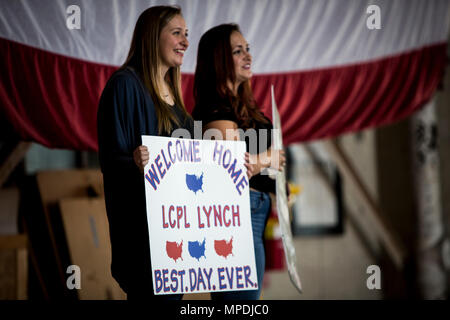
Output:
(185, 172), (204, 194)
(188, 238), (206, 261)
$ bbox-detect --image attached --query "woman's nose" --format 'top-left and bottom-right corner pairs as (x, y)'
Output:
(181, 35), (189, 48)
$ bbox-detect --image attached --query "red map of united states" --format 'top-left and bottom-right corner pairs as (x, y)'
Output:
(166, 240), (183, 262)
(214, 237), (233, 258)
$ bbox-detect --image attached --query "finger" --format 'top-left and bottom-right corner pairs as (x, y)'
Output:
(244, 156), (254, 166)
(244, 163), (253, 177)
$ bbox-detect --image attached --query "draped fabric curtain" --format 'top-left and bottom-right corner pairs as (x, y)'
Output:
(0, 0), (449, 150)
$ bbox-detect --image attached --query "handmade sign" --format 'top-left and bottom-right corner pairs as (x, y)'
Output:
(142, 136), (257, 295)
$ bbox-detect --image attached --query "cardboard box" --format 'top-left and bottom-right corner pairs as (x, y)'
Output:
(0, 235), (28, 299)
(59, 197), (125, 300)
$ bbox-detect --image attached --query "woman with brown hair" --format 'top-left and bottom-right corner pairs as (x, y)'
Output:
(97, 5), (191, 300)
(192, 24), (286, 300)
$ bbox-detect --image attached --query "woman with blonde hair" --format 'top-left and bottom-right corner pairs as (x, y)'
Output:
(97, 5), (192, 300)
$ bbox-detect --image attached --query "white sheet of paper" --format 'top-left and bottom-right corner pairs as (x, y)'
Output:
(271, 85), (303, 293)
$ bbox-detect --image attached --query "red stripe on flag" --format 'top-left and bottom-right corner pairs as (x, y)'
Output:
(0, 37), (446, 150)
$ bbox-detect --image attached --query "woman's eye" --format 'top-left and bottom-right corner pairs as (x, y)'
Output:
(246, 47), (250, 53)
(173, 31), (180, 35)
(233, 50), (241, 55)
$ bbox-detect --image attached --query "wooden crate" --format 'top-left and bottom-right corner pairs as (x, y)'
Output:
(0, 235), (28, 300)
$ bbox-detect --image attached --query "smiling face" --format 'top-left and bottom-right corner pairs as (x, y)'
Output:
(158, 14), (189, 72)
(230, 31), (252, 89)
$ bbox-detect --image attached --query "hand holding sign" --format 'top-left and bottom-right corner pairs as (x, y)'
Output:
(247, 147), (286, 177)
(133, 145), (149, 173)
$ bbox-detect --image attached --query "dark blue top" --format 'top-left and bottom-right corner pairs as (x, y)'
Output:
(97, 67), (193, 293)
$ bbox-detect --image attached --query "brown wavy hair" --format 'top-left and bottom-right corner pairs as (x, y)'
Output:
(193, 23), (268, 129)
(122, 5), (190, 134)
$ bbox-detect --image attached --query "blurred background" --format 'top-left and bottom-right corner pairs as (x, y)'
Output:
(0, 0), (449, 300)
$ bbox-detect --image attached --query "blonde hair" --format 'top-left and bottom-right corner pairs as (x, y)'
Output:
(123, 5), (190, 134)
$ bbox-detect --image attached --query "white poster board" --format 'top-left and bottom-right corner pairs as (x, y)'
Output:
(142, 136), (258, 295)
(271, 85), (303, 293)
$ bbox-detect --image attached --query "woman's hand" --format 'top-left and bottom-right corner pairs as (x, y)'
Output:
(258, 148), (287, 173)
(244, 148), (286, 178)
(269, 148), (286, 171)
(133, 145), (149, 173)
(244, 152), (255, 179)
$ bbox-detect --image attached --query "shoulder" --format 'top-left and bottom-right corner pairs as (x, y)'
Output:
(99, 67), (151, 107)
(98, 67), (155, 116)
(193, 99), (237, 124)
(104, 67), (142, 92)
(250, 111), (273, 130)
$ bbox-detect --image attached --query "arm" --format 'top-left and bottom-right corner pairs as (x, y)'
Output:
(204, 120), (253, 177)
(247, 147), (286, 174)
(204, 120), (239, 141)
(97, 72), (152, 174)
(133, 146), (149, 173)
(204, 121), (286, 176)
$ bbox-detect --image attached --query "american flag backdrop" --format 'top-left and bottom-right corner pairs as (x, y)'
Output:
(0, 0), (448, 150)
